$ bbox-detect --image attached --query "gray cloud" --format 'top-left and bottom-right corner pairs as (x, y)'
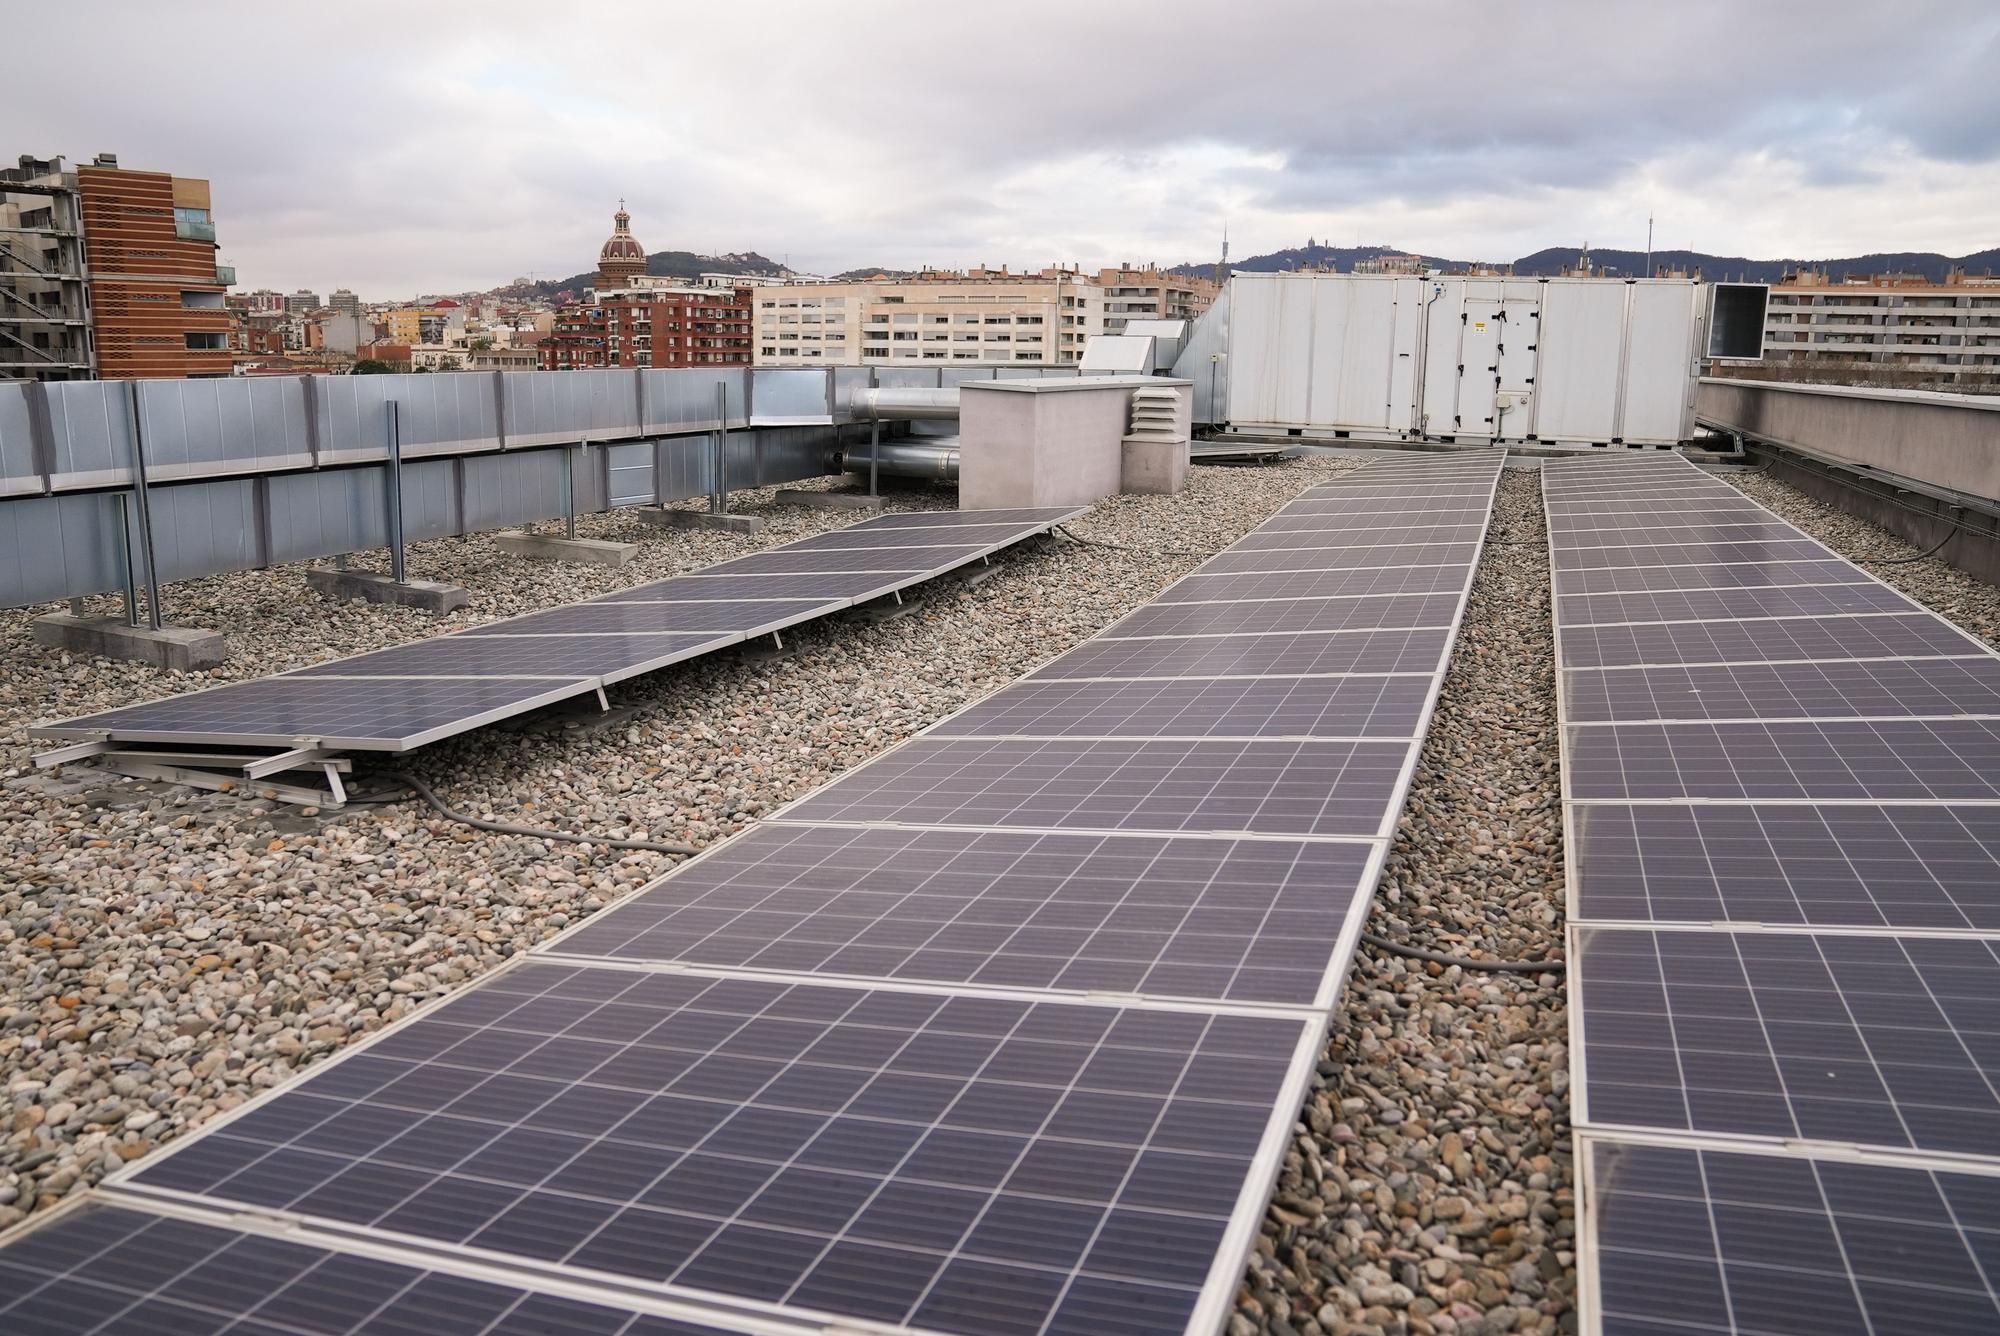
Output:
(16, 0), (1998, 295)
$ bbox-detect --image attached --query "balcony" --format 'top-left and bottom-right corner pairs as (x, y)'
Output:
(214, 265), (235, 286)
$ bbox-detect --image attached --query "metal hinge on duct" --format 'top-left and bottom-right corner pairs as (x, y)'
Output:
(1127, 384), (1185, 443)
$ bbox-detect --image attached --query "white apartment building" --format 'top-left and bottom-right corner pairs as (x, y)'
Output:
(1762, 271), (2000, 388)
(752, 267), (1104, 366)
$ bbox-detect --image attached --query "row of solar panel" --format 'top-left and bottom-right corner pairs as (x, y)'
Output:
(33, 508), (1088, 753)
(1544, 452), (2000, 1336)
(0, 453), (1509, 1336)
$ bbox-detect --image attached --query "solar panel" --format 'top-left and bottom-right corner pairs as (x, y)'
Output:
(1564, 718), (2000, 800)
(1552, 559), (1871, 595)
(850, 506), (1086, 530)
(1159, 566), (1471, 602)
(1583, 1137), (2000, 1336)
(35, 508), (1085, 759)
(931, 674), (1435, 740)
(293, 633), (737, 683)
(1568, 802), (2000, 929)
(1575, 926), (2000, 1154)
(1227, 523), (1486, 551)
(703, 545), (986, 576)
(456, 600), (836, 637)
(594, 572), (918, 602)
(1562, 657), (2000, 723)
(121, 961), (1315, 1336)
(38, 675), (600, 751)
(1027, 627), (1453, 680)
(550, 824), (1382, 1008)
(22, 462), (1502, 1333)
(1553, 539), (1836, 570)
(1555, 582), (1917, 627)
(1554, 612), (1986, 667)
(1551, 453), (2000, 1333)
(1106, 593), (1461, 638)
(1199, 542), (1481, 575)
(0, 1200), (746, 1336)
(776, 736), (1416, 839)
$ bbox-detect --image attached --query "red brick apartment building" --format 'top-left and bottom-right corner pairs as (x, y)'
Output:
(75, 154), (233, 378)
(540, 290), (754, 369)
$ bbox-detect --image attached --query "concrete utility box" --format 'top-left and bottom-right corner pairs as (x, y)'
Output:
(1223, 271), (1715, 446)
(960, 376), (1192, 510)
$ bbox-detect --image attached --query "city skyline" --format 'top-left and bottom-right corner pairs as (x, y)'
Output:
(11, 1), (1999, 295)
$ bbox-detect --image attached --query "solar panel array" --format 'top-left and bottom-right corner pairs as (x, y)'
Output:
(5, 453), (1506, 1335)
(33, 508), (1085, 754)
(1544, 453), (2000, 1336)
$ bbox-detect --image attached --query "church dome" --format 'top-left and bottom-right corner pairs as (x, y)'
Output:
(597, 203), (647, 284)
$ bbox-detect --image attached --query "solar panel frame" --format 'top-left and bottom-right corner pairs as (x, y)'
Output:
(1196, 541), (1482, 575)
(1552, 559), (1874, 595)
(454, 600), (839, 640)
(1101, 592), (1463, 638)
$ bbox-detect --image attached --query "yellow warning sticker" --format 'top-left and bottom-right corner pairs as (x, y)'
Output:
(1474, 322), (1487, 330)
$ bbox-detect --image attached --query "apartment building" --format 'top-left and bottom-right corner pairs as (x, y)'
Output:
(1093, 264), (1219, 333)
(539, 286), (754, 370)
(2, 152), (234, 380)
(0, 155), (92, 379)
(752, 267), (1104, 367)
(1761, 270), (2000, 388)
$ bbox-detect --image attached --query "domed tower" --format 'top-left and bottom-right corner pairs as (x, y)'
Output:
(596, 200), (647, 289)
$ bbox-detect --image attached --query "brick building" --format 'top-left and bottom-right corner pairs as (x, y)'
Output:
(74, 154), (233, 378)
(539, 289), (754, 369)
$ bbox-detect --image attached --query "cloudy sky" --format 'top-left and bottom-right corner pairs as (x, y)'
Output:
(18, 1), (1998, 298)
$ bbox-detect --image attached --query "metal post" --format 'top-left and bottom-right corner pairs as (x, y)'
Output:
(114, 492), (139, 627)
(563, 440), (580, 539)
(710, 381), (729, 516)
(385, 400), (407, 584)
(124, 381), (164, 630)
(867, 366), (880, 499)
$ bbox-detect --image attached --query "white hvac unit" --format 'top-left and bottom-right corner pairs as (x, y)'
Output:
(1222, 272), (1713, 447)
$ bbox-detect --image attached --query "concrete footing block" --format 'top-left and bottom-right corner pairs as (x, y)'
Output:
(492, 532), (639, 568)
(305, 568), (470, 613)
(773, 489), (886, 512)
(33, 614), (228, 671)
(1120, 436), (1190, 495)
(636, 508), (766, 535)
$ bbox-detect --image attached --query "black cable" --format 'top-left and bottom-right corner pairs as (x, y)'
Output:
(1361, 931), (1565, 975)
(1856, 515), (1963, 566)
(1054, 524), (1213, 558)
(351, 771), (698, 856)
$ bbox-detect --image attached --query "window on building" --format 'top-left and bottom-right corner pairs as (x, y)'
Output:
(173, 207), (215, 242)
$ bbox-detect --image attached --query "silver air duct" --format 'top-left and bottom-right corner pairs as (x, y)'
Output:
(847, 387), (961, 421)
(833, 437), (960, 481)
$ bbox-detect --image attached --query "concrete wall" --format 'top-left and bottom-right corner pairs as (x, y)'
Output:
(1697, 378), (2000, 500)
(958, 376), (1191, 510)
